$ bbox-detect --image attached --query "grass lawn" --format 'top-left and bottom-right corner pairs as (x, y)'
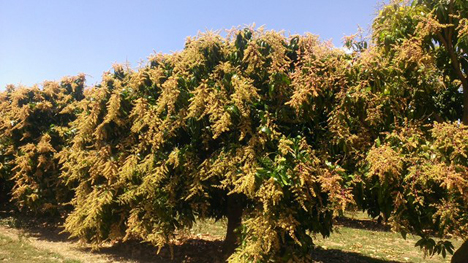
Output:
(0, 211), (462, 262)
(0, 233), (80, 263)
(314, 225), (461, 263)
(191, 215), (461, 263)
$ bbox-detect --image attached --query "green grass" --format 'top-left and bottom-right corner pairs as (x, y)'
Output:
(0, 233), (80, 263)
(0, 212), (462, 262)
(188, 214), (462, 263)
(0, 214), (22, 228)
(314, 225), (461, 262)
(189, 218), (227, 238)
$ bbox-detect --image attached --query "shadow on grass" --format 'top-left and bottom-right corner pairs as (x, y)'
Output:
(0, 209), (402, 263)
(87, 241), (403, 263)
(1, 208), (226, 262)
(335, 216), (391, 232)
(312, 247), (401, 263)
(90, 239), (224, 263)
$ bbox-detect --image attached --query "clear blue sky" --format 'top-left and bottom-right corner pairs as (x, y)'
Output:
(0, 0), (382, 89)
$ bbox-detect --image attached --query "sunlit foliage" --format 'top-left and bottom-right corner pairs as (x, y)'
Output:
(0, 75), (85, 213)
(56, 29), (356, 261)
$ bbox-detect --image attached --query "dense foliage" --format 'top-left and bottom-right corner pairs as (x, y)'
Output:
(363, 122), (468, 257)
(0, 1), (467, 262)
(373, 0), (468, 123)
(360, 0), (468, 259)
(0, 76), (84, 213)
(58, 31), (356, 262)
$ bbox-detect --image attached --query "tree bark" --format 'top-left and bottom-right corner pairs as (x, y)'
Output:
(463, 85), (468, 125)
(437, 27), (468, 125)
(223, 193), (244, 259)
(451, 239), (468, 263)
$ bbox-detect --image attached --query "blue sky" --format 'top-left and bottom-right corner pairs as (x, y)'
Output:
(0, 0), (381, 89)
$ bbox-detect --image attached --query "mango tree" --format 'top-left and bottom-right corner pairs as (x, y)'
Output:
(360, 1), (468, 261)
(0, 75), (85, 213)
(58, 29), (358, 261)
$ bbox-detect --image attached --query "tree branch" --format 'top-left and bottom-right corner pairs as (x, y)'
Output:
(437, 28), (468, 124)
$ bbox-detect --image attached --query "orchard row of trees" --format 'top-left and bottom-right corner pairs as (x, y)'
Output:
(1, 0), (467, 262)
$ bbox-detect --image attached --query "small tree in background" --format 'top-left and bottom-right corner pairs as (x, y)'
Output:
(0, 75), (85, 213)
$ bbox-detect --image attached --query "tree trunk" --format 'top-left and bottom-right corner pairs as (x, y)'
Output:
(451, 239), (468, 263)
(437, 29), (468, 125)
(223, 193), (244, 259)
(463, 84), (468, 125)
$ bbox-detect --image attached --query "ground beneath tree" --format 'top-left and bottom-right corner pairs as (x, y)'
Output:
(0, 210), (461, 262)
(0, 220), (224, 262)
